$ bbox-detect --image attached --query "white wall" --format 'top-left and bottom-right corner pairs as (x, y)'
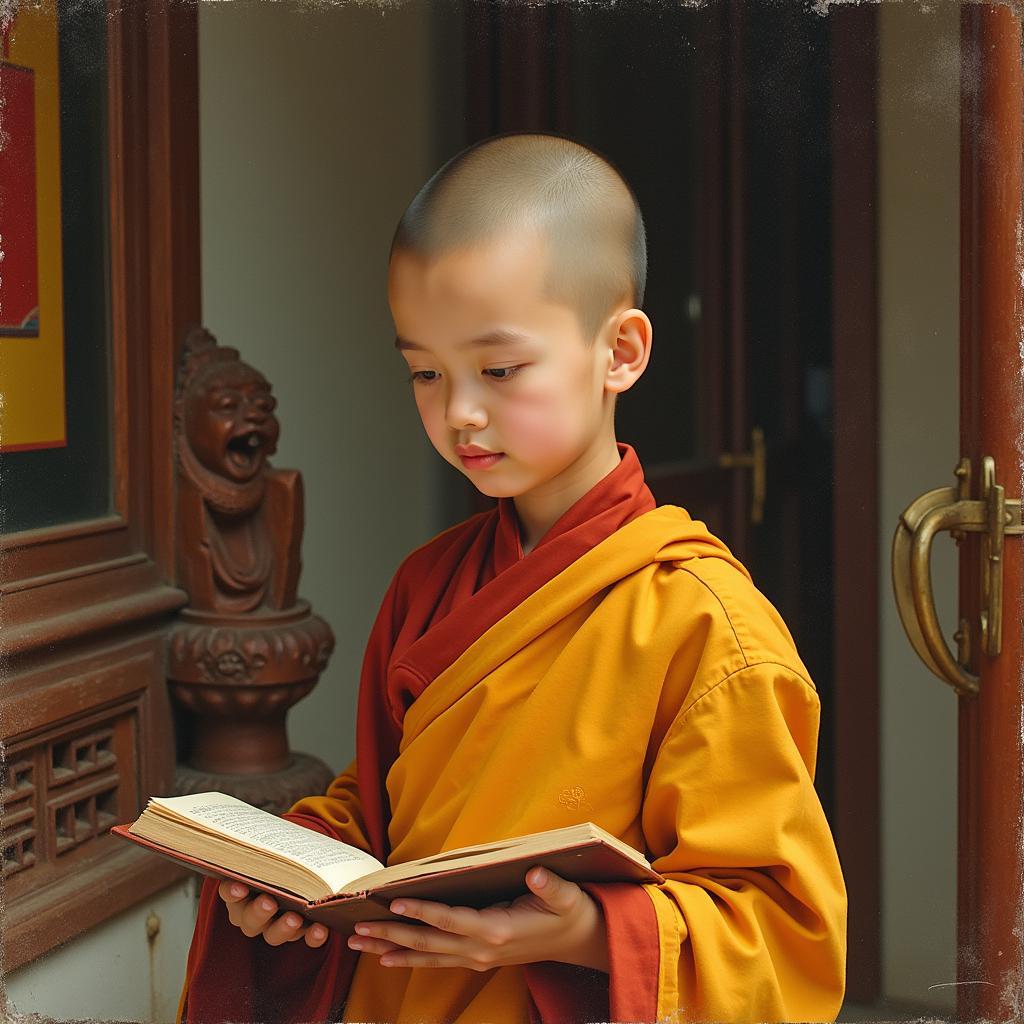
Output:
(195, 0), (457, 775)
(877, 1), (960, 1012)
(5, 879), (199, 1023)
(6, 3), (460, 1019)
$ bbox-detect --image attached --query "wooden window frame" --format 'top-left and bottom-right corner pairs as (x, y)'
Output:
(1, 0), (200, 970)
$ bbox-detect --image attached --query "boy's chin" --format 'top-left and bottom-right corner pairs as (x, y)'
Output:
(443, 453), (545, 500)
(466, 478), (518, 499)
(455, 466), (521, 500)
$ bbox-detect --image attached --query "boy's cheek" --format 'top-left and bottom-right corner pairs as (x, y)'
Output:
(500, 399), (584, 455)
(414, 386), (585, 464)
(422, 414), (454, 456)
(412, 400), (445, 441)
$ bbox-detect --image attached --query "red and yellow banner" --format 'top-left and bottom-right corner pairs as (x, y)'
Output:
(0, 1), (67, 450)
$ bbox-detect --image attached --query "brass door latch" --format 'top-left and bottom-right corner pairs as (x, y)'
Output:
(719, 426), (766, 525)
(892, 455), (1023, 696)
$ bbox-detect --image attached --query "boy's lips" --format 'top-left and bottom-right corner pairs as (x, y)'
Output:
(457, 449), (505, 469)
(455, 444), (499, 457)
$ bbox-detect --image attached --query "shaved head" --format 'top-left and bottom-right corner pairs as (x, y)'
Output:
(390, 132), (647, 345)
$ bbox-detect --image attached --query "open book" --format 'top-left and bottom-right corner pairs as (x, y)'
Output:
(112, 793), (664, 932)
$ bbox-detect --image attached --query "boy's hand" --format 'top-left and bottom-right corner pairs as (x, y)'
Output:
(217, 881), (331, 949)
(345, 867), (610, 973)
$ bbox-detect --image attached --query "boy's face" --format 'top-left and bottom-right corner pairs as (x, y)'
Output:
(388, 229), (620, 500)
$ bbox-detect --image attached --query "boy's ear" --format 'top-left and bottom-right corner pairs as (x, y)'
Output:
(604, 308), (652, 395)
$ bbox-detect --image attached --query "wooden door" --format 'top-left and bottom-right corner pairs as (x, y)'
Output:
(461, 3), (725, 529)
(458, 3), (836, 818)
(889, 5), (1024, 1018)
(829, 4), (882, 1004)
(956, 5), (1023, 1019)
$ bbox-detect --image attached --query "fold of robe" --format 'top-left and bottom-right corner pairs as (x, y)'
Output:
(179, 441), (847, 1024)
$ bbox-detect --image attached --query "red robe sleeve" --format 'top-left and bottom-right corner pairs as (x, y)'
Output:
(178, 550), (415, 1024)
(522, 883), (660, 1023)
(178, 812), (359, 1024)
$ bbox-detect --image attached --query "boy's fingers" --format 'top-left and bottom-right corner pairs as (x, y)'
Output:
(239, 894), (279, 937)
(347, 935), (404, 955)
(526, 867), (581, 914)
(223, 891), (263, 929)
(386, 899), (478, 937)
(218, 880), (250, 905)
(218, 886), (330, 948)
(262, 911), (308, 946)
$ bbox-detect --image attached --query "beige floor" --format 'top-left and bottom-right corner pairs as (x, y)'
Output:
(836, 1000), (952, 1023)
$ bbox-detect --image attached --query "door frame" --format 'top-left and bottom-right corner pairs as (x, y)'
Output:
(956, 6), (1023, 1020)
(830, 3), (882, 1005)
(0, 0), (200, 969)
(457, 19), (886, 1004)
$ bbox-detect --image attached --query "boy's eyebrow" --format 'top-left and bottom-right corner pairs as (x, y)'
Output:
(394, 329), (536, 352)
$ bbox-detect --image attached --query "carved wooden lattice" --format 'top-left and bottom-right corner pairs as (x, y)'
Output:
(3, 708), (136, 884)
(2, 757), (38, 877)
(50, 727), (121, 855)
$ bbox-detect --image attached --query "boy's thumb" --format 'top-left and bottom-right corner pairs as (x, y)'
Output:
(526, 867), (577, 910)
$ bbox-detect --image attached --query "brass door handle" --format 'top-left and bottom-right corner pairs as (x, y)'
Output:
(891, 456), (1022, 697)
(719, 426), (766, 524)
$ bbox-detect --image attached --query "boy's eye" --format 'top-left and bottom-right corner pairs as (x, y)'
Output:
(484, 365), (523, 382)
(404, 366), (524, 384)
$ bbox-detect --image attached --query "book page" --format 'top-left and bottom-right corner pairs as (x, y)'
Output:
(147, 793), (384, 892)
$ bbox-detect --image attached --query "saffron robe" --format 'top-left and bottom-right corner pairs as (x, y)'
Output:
(179, 442), (847, 1024)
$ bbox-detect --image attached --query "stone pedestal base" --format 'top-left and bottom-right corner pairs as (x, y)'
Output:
(174, 751), (335, 815)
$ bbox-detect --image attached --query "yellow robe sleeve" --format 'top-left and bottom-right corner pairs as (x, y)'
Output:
(286, 756), (373, 854)
(640, 662), (847, 1022)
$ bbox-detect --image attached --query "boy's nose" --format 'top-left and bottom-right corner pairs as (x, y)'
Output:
(446, 406), (487, 431)
(444, 389), (487, 430)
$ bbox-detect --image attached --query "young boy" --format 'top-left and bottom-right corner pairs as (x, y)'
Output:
(180, 132), (847, 1024)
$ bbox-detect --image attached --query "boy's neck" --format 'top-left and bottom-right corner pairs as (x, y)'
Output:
(513, 439), (623, 556)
